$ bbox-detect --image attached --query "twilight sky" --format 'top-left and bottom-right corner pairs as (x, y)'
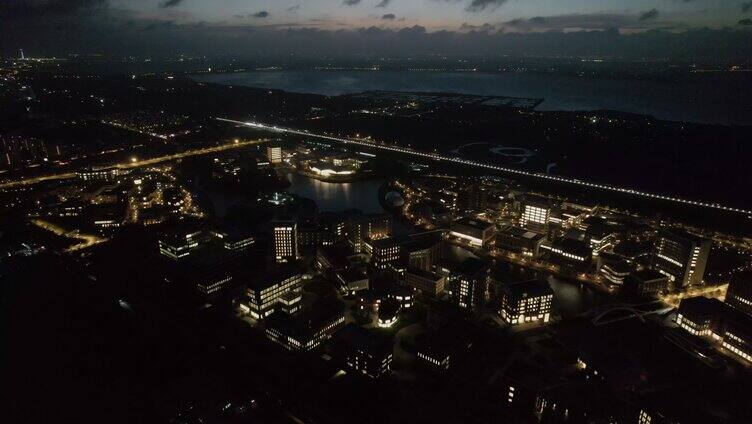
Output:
(114, 0), (751, 31)
(2, 0), (752, 58)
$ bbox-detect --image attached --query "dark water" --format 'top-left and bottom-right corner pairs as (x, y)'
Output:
(285, 173), (385, 213)
(193, 70), (752, 125)
(549, 277), (603, 318)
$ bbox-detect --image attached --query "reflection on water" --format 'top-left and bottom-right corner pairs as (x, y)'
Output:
(452, 246), (602, 318)
(285, 173), (384, 213)
(444, 243), (478, 264)
(549, 276), (604, 318)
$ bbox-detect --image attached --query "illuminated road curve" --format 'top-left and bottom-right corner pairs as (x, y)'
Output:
(218, 117), (752, 216)
(31, 219), (107, 252)
(0, 139), (266, 190)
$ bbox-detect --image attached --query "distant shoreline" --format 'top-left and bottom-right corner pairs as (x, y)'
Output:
(190, 69), (752, 126)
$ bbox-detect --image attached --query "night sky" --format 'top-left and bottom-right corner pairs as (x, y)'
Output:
(2, 0), (752, 58)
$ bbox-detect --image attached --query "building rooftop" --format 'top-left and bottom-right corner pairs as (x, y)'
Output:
(451, 216), (493, 230)
(335, 323), (392, 353)
(247, 265), (302, 291)
(503, 279), (553, 298)
(265, 299), (346, 341)
(405, 266), (443, 281)
(630, 268), (666, 281)
(657, 228), (708, 245)
(498, 225), (545, 240)
(678, 296), (726, 317)
(551, 237), (592, 258)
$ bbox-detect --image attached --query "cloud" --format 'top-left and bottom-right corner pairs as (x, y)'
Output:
(0, 0), (108, 17)
(252, 11), (269, 18)
(2, 6), (752, 62)
(159, 0), (183, 8)
(343, 0), (362, 5)
(375, 0), (392, 7)
(460, 22), (496, 32)
(739, 18), (752, 25)
(397, 24), (427, 35)
(382, 13), (396, 20)
(639, 9), (659, 21)
(743, 2), (752, 13)
(499, 14), (648, 32)
(528, 16), (547, 25)
(466, 0), (508, 12)
(286, 4), (301, 12)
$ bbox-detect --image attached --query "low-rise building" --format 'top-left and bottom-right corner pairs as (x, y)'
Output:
(677, 296), (752, 364)
(371, 231), (443, 270)
(416, 325), (473, 373)
(158, 229), (204, 260)
(495, 225), (546, 257)
(404, 267), (446, 296)
(336, 268), (369, 294)
(449, 257), (489, 310)
(623, 269), (668, 297)
(676, 296), (722, 337)
(726, 271), (752, 316)
(265, 306), (346, 351)
(547, 238), (592, 267)
(240, 266), (303, 320)
(598, 256), (632, 287)
(449, 217), (495, 247)
(499, 279), (554, 325)
(332, 324), (393, 378)
(212, 225), (255, 252)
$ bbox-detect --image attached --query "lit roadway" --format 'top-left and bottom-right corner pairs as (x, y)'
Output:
(0, 139), (266, 190)
(31, 219), (107, 252)
(217, 117), (752, 216)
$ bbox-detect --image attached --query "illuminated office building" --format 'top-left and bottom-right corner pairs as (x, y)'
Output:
(239, 267), (303, 320)
(598, 257), (632, 287)
(266, 146), (282, 164)
(623, 269), (669, 297)
(676, 296), (721, 337)
(416, 326), (473, 373)
(371, 230), (443, 270)
(372, 238), (401, 270)
(212, 226), (255, 252)
(520, 194), (557, 231)
(726, 271), (752, 315)
(278, 290), (303, 315)
(451, 257), (489, 309)
(348, 213), (392, 253)
(547, 238), (592, 267)
(499, 279), (554, 325)
(76, 167), (123, 182)
(677, 296), (752, 364)
(651, 229), (710, 292)
(404, 267), (446, 296)
(333, 324), (393, 378)
(158, 229), (204, 260)
(272, 216), (299, 263)
(265, 308), (346, 351)
(496, 225), (546, 257)
(449, 217), (495, 247)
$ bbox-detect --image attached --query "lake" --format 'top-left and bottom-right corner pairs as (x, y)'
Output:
(285, 172), (385, 214)
(192, 70), (752, 125)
